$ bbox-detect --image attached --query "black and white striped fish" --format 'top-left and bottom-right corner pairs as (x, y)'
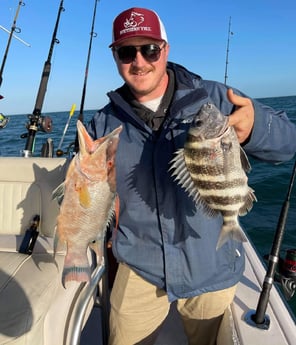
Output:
(170, 103), (257, 249)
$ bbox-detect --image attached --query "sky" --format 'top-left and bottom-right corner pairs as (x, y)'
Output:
(0, 0), (295, 115)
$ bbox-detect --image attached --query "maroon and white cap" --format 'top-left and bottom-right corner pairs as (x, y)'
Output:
(110, 7), (168, 47)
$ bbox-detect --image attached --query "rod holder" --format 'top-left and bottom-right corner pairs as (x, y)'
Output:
(244, 310), (270, 330)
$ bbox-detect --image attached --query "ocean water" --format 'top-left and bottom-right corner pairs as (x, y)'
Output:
(241, 95), (296, 317)
(1, 96), (296, 317)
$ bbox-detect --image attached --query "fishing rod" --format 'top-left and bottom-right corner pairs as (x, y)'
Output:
(245, 158), (296, 329)
(224, 16), (233, 85)
(56, 103), (76, 157)
(0, 1), (25, 88)
(21, 0), (65, 157)
(73, 0), (99, 154)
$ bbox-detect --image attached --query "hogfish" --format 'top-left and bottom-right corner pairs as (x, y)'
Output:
(170, 103), (256, 249)
(54, 120), (122, 286)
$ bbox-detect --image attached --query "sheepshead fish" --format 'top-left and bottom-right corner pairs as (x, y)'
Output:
(170, 103), (256, 249)
(54, 120), (122, 286)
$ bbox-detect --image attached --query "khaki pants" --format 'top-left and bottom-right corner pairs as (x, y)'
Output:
(109, 263), (237, 345)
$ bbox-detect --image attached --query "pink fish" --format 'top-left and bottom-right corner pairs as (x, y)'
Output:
(54, 120), (122, 286)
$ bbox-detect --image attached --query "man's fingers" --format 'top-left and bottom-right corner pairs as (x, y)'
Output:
(227, 88), (250, 107)
(226, 88), (254, 143)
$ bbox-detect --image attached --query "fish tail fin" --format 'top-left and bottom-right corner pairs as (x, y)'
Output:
(216, 223), (248, 250)
(62, 253), (91, 288)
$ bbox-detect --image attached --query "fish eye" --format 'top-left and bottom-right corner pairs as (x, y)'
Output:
(194, 118), (203, 127)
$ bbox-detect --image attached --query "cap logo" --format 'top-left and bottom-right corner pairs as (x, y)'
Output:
(110, 7), (167, 47)
(120, 11), (152, 36)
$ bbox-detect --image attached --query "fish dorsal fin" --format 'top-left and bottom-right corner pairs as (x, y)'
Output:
(52, 182), (65, 206)
(170, 148), (218, 217)
(77, 120), (106, 156)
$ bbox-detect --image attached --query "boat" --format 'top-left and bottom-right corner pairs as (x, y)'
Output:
(0, 155), (295, 345)
(1, 2), (295, 345)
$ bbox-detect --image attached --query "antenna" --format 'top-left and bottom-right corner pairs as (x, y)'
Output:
(0, 24), (30, 47)
(0, 1), (25, 88)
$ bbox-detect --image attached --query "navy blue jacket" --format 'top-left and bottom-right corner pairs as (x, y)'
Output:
(87, 62), (296, 301)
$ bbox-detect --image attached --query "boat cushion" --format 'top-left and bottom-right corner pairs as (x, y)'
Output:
(0, 157), (69, 238)
(0, 251), (65, 344)
(0, 157), (95, 345)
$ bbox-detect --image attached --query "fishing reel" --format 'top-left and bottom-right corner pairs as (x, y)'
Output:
(20, 112), (53, 157)
(266, 248), (296, 300)
(56, 141), (76, 157)
(24, 113), (53, 134)
(21, 113), (52, 140)
(278, 249), (296, 300)
(0, 113), (9, 129)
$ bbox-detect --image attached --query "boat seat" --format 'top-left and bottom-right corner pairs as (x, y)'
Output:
(0, 157), (106, 345)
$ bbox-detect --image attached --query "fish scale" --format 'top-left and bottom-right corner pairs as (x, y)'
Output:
(53, 120), (122, 287)
(170, 103), (257, 249)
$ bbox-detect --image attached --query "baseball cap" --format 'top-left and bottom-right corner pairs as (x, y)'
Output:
(110, 7), (168, 47)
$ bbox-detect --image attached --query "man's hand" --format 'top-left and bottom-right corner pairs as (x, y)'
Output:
(227, 88), (254, 144)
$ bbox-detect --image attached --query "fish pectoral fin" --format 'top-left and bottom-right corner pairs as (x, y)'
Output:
(240, 147), (252, 173)
(78, 184), (91, 208)
(52, 182), (65, 206)
(238, 188), (257, 216)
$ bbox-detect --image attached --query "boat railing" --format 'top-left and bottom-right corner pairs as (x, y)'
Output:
(66, 250), (110, 345)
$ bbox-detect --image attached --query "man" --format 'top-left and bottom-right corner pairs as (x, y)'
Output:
(86, 7), (296, 345)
